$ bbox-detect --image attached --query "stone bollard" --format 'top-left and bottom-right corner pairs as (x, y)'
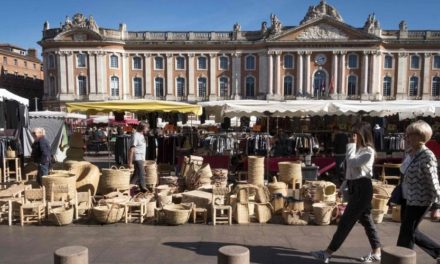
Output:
(54, 246), (88, 264)
(381, 246), (416, 264)
(218, 245), (249, 264)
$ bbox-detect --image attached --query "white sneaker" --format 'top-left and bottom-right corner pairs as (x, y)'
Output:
(360, 252), (381, 263)
(310, 250), (330, 263)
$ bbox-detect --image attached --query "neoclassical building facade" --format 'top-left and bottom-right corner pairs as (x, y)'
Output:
(39, 1), (440, 110)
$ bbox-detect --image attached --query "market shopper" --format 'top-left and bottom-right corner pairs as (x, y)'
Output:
(30, 127), (51, 186)
(396, 120), (440, 259)
(127, 122), (149, 192)
(311, 122), (382, 263)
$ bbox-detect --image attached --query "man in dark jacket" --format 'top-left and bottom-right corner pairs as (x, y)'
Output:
(31, 127), (51, 186)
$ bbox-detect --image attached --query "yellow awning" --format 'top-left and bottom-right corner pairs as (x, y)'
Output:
(66, 100), (202, 116)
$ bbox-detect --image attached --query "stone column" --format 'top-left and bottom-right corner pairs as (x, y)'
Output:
(187, 53), (195, 101)
(397, 52), (408, 99)
(232, 52), (241, 99)
(297, 51), (304, 96)
(66, 51), (75, 96)
(88, 51), (97, 99)
(258, 52), (268, 97)
(122, 53), (129, 99)
(274, 51), (281, 98)
(371, 51), (382, 97)
(57, 51), (69, 101)
(100, 52), (107, 98)
(305, 51), (312, 96)
(144, 53), (152, 98)
(339, 51), (346, 95)
(209, 53), (217, 100)
(267, 51), (274, 98)
(331, 51), (338, 98)
(42, 53), (49, 98)
(361, 51), (369, 96)
(166, 53), (175, 100)
(423, 53), (432, 99)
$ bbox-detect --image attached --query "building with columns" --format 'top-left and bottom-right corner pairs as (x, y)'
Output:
(39, 1), (440, 110)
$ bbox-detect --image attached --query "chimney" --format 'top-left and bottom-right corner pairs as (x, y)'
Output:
(27, 48), (37, 58)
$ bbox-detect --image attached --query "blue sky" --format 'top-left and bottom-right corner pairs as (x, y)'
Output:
(2, 0), (439, 58)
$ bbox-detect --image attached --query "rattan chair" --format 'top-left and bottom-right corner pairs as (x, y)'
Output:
(47, 183), (78, 219)
(380, 163), (402, 185)
(76, 190), (92, 219)
(212, 186), (232, 225)
(20, 187), (46, 226)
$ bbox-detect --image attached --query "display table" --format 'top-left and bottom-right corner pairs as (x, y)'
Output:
(177, 155), (230, 170)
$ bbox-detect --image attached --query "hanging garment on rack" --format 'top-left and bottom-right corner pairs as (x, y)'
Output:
(114, 135), (131, 165)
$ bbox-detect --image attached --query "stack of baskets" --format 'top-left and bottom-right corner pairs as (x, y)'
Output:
(42, 171), (77, 201)
(267, 177), (287, 214)
(98, 166), (131, 194)
(371, 181), (393, 224)
(144, 160), (158, 187)
(278, 161), (302, 189)
(247, 156), (265, 186)
(66, 132), (85, 161)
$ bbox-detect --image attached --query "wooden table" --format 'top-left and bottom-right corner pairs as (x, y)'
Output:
(0, 184), (31, 198)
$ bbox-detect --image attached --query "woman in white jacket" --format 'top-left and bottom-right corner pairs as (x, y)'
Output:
(311, 122), (382, 263)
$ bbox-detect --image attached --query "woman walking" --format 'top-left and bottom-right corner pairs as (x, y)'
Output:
(397, 120), (440, 259)
(311, 122), (382, 263)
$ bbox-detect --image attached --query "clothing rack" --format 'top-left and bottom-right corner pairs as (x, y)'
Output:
(383, 133), (405, 152)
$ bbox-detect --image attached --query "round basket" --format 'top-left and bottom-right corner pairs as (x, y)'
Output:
(372, 194), (389, 211)
(157, 193), (173, 207)
(267, 176), (287, 196)
(162, 203), (192, 225)
(278, 161), (302, 187)
(49, 207), (74, 226)
(248, 156), (265, 186)
(312, 202), (335, 225)
(144, 160), (158, 186)
(69, 161), (100, 196)
(42, 173), (77, 201)
(6, 147), (16, 158)
(373, 183), (394, 198)
(99, 166), (131, 194)
(371, 209), (385, 224)
(93, 204), (125, 224)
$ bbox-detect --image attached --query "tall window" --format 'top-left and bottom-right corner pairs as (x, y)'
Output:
(176, 56), (185, 70)
(24, 61), (27, 68)
(383, 76), (392, 97)
(49, 76), (56, 96)
(155, 57), (164, 70)
(198, 77), (207, 98)
(110, 76), (119, 96)
(78, 76), (87, 95)
(432, 76), (440, 97)
(133, 57), (142, 70)
(77, 54), (86, 67)
(219, 77), (228, 97)
(384, 55), (393, 68)
(133, 77), (142, 97)
(433, 55), (440, 69)
(348, 54), (358, 68)
(409, 76), (419, 96)
(198, 57), (207, 70)
(347, 75), (357, 96)
(245, 76), (255, 97)
(410, 55), (420, 69)
(155, 77), (164, 97)
(219, 56), (228, 70)
(48, 54), (55, 69)
(2, 56), (7, 65)
(176, 77), (185, 97)
(284, 54), (294, 69)
(110, 55), (118, 68)
(245, 55), (255, 70)
(14, 59), (18, 66)
(284, 76), (293, 96)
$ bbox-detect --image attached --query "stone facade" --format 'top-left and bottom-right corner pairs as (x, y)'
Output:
(38, 2), (440, 110)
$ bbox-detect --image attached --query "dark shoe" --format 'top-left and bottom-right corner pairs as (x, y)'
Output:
(139, 187), (148, 193)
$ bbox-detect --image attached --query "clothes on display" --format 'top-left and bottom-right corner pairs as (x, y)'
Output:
(383, 133), (405, 152)
(202, 134), (238, 155)
(114, 135), (132, 165)
(373, 124), (385, 151)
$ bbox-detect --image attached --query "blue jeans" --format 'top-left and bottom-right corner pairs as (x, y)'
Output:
(37, 163), (49, 186)
(131, 160), (146, 189)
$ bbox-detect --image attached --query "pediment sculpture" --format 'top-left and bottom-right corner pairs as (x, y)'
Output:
(61, 13), (99, 33)
(297, 24), (348, 40)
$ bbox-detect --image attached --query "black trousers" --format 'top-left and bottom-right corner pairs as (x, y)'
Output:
(328, 177), (381, 252)
(397, 200), (440, 259)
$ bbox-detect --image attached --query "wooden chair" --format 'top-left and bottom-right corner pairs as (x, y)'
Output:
(20, 187), (46, 226)
(76, 190), (92, 219)
(380, 163), (402, 184)
(212, 186), (232, 226)
(47, 184), (77, 219)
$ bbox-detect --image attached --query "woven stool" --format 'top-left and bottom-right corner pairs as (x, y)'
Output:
(191, 206), (208, 224)
(381, 246), (416, 264)
(54, 245), (88, 264)
(124, 200), (147, 224)
(218, 245), (249, 264)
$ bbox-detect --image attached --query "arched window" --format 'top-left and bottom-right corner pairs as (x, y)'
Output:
(410, 55), (420, 69)
(198, 57), (207, 70)
(245, 55), (255, 70)
(284, 76), (293, 96)
(110, 55), (118, 68)
(284, 54), (294, 69)
(155, 77), (164, 98)
(176, 77), (185, 97)
(219, 56), (228, 70)
(110, 76), (119, 96)
(245, 76), (255, 97)
(198, 77), (207, 98)
(154, 57), (164, 70)
(433, 55), (440, 69)
(176, 56), (185, 70)
(133, 77), (142, 97)
(409, 76), (419, 96)
(48, 54), (55, 69)
(383, 76), (392, 97)
(347, 75), (357, 96)
(432, 76), (440, 97)
(133, 57), (142, 70)
(49, 76), (56, 96)
(219, 77), (229, 97)
(78, 76), (87, 95)
(76, 54), (86, 68)
(348, 54), (358, 69)
(384, 55), (393, 69)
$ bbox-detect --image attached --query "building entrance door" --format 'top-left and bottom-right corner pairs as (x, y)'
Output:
(313, 70), (327, 98)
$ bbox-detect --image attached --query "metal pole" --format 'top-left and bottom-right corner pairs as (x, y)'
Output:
(34, 97), (38, 111)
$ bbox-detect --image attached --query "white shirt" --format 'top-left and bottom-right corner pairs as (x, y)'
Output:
(345, 143), (375, 180)
(130, 131), (146, 161)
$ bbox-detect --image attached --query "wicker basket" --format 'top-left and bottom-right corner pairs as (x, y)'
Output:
(234, 203), (250, 224)
(254, 203), (272, 223)
(278, 161), (302, 187)
(195, 163), (213, 185)
(248, 156), (265, 186)
(144, 160), (158, 186)
(6, 147), (16, 158)
(371, 209), (386, 224)
(49, 207), (74, 226)
(42, 173), (77, 201)
(267, 176), (287, 196)
(255, 186), (270, 204)
(313, 202), (336, 225)
(93, 203), (125, 224)
(211, 168), (228, 188)
(372, 194), (389, 211)
(372, 183), (394, 198)
(162, 203), (192, 225)
(99, 166), (131, 194)
(69, 161), (100, 196)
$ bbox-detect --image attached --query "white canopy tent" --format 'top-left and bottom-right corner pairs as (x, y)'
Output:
(0, 88), (29, 106)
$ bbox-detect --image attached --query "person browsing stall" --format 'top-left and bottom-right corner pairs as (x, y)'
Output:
(31, 127), (51, 186)
(127, 122), (149, 192)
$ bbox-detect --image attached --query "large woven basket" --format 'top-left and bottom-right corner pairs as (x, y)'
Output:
(312, 202), (336, 225)
(42, 172), (77, 201)
(372, 183), (394, 198)
(195, 163), (213, 185)
(267, 176), (287, 196)
(254, 203), (272, 223)
(69, 161), (100, 196)
(99, 166), (131, 194)
(248, 156), (265, 186)
(93, 203), (125, 224)
(371, 209), (386, 224)
(49, 207), (74, 226)
(372, 194), (389, 211)
(144, 160), (158, 186)
(278, 161), (302, 187)
(162, 203), (192, 225)
(6, 147), (16, 158)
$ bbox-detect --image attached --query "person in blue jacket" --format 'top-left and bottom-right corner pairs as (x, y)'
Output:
(31, 127), (51, 186)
